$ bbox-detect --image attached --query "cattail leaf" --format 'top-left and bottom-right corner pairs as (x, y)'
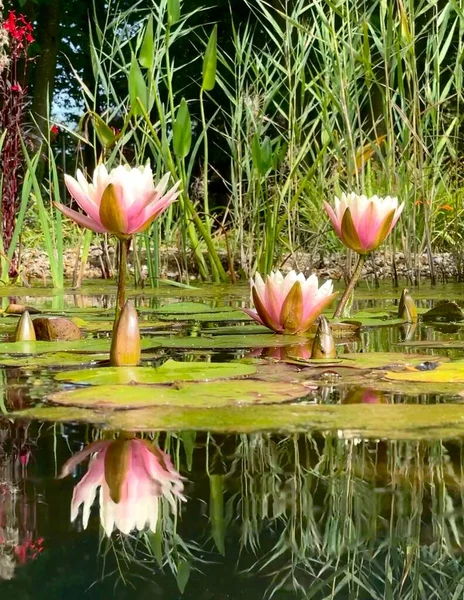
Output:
(128, 53), (148, 115)
(176, 560), (191, 594)
(91, 114), (116, 148)
(173, 98), (192, 158)
(139, 15), (154, 69)
(167, 0), (181, 26)
(260, 136), (272, 172)
(202, 25), (218, 91)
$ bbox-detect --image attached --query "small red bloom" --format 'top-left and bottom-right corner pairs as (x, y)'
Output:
(50, 125), (59, 135)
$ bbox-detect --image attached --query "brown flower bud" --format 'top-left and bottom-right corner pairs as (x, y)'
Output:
(311, 316), (336, 359)
(14, 311), (36, 342)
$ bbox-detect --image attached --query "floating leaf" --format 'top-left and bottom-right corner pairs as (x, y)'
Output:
(47, 380), (309, 409)
(385, 361), (464, 383)
(422, 301), (464, 322)
(153, 334), (308, 349)
(15, 403), (464, 441)
(0, 338), (155, 356)
(340, 352), (449, 370)
(54, 359), (257, 385)
(0, 352), (108, 369)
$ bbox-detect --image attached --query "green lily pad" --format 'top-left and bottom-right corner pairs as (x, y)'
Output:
(47, 380), (309, 409)
(153, 302), (226, 314)
(396, 340), (464, 349)
(0, 352), (108, 368)
(0, 338), (156, 355)
(422, 301), (464, 322)
(384, 361), (464, 383)
(340, 352), (449, 370)
(152, 334), (308, 350)
(11, 403), (464, 440)
(73, 318), (173, 333)
(158, 311), (251, 323)
(54, 359), (257, 385)
(343, 317), (406, 327)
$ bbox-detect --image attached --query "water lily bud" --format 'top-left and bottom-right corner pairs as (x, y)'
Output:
(14, 311), (36, 341)
(398, 288), (418, 322)
(311, 316), (336, 359)
(110, 301), (141, 366)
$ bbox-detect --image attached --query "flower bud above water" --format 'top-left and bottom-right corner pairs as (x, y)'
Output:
(110, 301), (141, 366)
(14, 311), (36, 342)
(311, 316), (336, 359)
(398, 288), (418, 322)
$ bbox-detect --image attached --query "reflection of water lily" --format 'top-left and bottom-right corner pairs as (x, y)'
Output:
(342, 387), (387, 404)
(243, 271), (337, 334)
(324, 193), (404, 254)
(60, 438), (185, 537)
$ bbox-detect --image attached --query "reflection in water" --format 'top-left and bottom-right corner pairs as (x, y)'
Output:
(2, 424), (464, 598)
(226, 433), (464, 598)
(60, 436), (185, 536)
(0, 423), (43, 581)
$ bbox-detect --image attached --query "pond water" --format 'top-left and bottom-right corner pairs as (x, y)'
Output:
(1, 281), (464, 599)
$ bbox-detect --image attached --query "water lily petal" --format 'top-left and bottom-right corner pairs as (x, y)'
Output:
(54, 203), (107, 233)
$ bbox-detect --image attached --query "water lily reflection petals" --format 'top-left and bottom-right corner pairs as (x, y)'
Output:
(324, 192), (404, 254)
(244, 271), (338, 334)
(60, 438), (185, 537)
(56, 164), (181, 238)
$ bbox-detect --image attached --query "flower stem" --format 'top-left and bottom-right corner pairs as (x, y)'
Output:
(115, 237), (129, 325)
(333, 254), (365, 319)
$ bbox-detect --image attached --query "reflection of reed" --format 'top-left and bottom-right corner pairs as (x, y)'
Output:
(0, 422), (42, 581)
(224, 433), (464, 599)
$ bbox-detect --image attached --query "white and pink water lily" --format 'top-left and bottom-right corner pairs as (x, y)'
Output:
(56, 164), (181, 238)
(60, 438), (185, 537)
(324, 192), (404, 254)
(243, 270), (338, 334)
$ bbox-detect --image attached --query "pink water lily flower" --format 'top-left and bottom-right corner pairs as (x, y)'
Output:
(243, 270), (338, 334)
(324, 192), (404, 254)
(56, 164), (181, 238)
(60, 438), (185, 537)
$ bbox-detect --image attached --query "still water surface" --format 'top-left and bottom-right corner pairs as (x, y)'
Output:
(1, 282), (464, 599)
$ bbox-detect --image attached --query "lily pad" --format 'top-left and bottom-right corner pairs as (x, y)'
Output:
(54, 359), (257, 385)
(11, 403), (464, 440)
(152, 334), (309, 350)
(47, 380), (309, 409)
(153, 302), (227, 314)
(422, 301), (464, 322)
(158, 311), (252, 323)
(0, 352), (108, 369)
(384, 361), (464, 383)
(0, 338), (155, 355)
(340, 352), (449, 370)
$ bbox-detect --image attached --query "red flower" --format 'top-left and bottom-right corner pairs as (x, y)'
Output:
(50, 125), (59, 135)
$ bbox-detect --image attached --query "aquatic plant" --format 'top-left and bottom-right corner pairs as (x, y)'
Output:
(109, 300), (141, 367)
(0, 10), (34, 278)
(60, 436), (185, 537)
(56, 164), (180, 313)
(325, 193), (404, 317)
(243, 270), (337, 334)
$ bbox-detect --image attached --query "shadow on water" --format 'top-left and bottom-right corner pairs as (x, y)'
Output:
(1, 282), (464, 597)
